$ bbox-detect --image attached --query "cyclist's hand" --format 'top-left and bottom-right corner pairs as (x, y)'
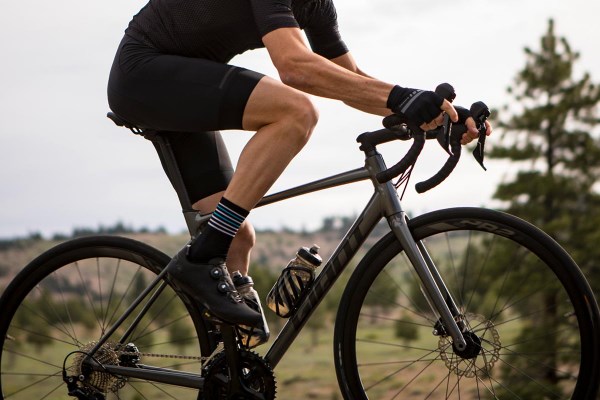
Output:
(387, 86), (458, 131)
(454, 105), (493, 145)
(461, 118), (492, 144)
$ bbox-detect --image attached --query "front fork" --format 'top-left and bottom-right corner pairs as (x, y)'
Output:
(388, 212), (467, 351)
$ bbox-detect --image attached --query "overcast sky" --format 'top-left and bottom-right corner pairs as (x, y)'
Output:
(1, 0), (599, 239)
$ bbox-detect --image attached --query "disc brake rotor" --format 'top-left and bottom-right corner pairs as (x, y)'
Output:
(438, 313), (501, 378)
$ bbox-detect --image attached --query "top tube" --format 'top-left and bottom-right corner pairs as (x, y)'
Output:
(256, 167), (370, 208)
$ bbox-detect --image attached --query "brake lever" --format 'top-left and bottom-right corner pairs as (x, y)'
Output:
(469, 101), (491, 171)
(473, 130), (487, 170)
(437, 114), (452, 155)
(433, 83), (456, 155)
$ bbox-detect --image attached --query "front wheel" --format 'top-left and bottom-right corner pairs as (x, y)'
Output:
(0, 235), (215, 400)
(334, 207), (600, 399)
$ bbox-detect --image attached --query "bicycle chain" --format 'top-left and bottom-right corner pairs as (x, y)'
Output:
(119, 350), (206, 361)
(119, 341), (224, 367)
(70, 343), (223, 395)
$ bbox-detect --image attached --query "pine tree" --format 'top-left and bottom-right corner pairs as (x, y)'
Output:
(488, 19), (600, 398)
(490, 19), (600, 296)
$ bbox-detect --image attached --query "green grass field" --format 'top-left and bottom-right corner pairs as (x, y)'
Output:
(1, 231), (587, 399)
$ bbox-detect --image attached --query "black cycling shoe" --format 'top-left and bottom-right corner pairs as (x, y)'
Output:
(167, 248), (262, 326)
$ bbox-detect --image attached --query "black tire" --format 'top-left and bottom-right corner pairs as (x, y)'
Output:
(0, 235), (215, 400)
(334, 208), (600, 399)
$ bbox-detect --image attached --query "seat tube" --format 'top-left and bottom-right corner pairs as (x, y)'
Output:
(387, 212), (467, 351)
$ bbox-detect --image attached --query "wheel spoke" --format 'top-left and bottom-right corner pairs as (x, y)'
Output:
(0, 237), (210, 400)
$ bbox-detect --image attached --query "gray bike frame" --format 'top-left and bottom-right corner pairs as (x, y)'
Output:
(90, 142), (467, 388)
(256, 148), (467, 368)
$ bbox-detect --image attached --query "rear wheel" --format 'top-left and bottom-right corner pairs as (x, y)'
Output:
(334, 208), (600, 399)
(0, 235), (215, 400)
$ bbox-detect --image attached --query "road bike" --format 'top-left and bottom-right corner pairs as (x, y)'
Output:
(1, 88), (599, 399)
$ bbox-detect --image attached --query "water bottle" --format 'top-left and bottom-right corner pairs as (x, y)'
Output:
(231, 271), (270, 348)
(266, 245), (322, 318)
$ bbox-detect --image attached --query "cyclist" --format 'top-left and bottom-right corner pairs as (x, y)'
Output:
(107, 0), (491, 345)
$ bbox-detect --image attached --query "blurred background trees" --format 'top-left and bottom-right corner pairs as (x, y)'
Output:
(490, 19), (600, 301)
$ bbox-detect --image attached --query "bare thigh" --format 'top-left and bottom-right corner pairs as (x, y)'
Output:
(242, 76), (318, 131)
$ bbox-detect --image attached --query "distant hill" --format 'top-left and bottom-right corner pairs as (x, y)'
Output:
(0, 218), (389, 291)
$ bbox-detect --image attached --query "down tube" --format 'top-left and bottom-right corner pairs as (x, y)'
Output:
(265, 192), (384, 368)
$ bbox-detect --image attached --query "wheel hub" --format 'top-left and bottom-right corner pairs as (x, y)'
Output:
(438, 313), (501, 378)
(68, 341), (134, 395)
(452, 331), (482, 359)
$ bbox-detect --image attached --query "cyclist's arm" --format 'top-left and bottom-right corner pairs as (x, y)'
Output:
(329, 52), (392, 116)
(263, 27), (393, 111)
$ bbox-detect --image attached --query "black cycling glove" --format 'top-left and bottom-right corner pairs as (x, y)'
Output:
(387, 85), (444, 126)
(454, 105), (471, 124)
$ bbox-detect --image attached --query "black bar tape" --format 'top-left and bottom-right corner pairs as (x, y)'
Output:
(376, 129), (425, 183)
(415, 125), (466, 193)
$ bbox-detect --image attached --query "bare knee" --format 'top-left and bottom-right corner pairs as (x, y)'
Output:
(243, 77), (319, 147)
(284, 93), (319, 146)
(291, 94), (319, 131)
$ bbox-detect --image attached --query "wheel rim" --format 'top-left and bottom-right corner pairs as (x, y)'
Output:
(0, 243), (205, 400)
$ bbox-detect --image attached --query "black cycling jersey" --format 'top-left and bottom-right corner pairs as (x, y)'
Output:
(126, 0), (348, 62)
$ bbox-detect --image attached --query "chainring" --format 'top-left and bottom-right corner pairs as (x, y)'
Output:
(203, 350), (276, 399)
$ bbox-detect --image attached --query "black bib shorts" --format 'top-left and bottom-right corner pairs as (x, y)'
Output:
(107, 35), (264, 203)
